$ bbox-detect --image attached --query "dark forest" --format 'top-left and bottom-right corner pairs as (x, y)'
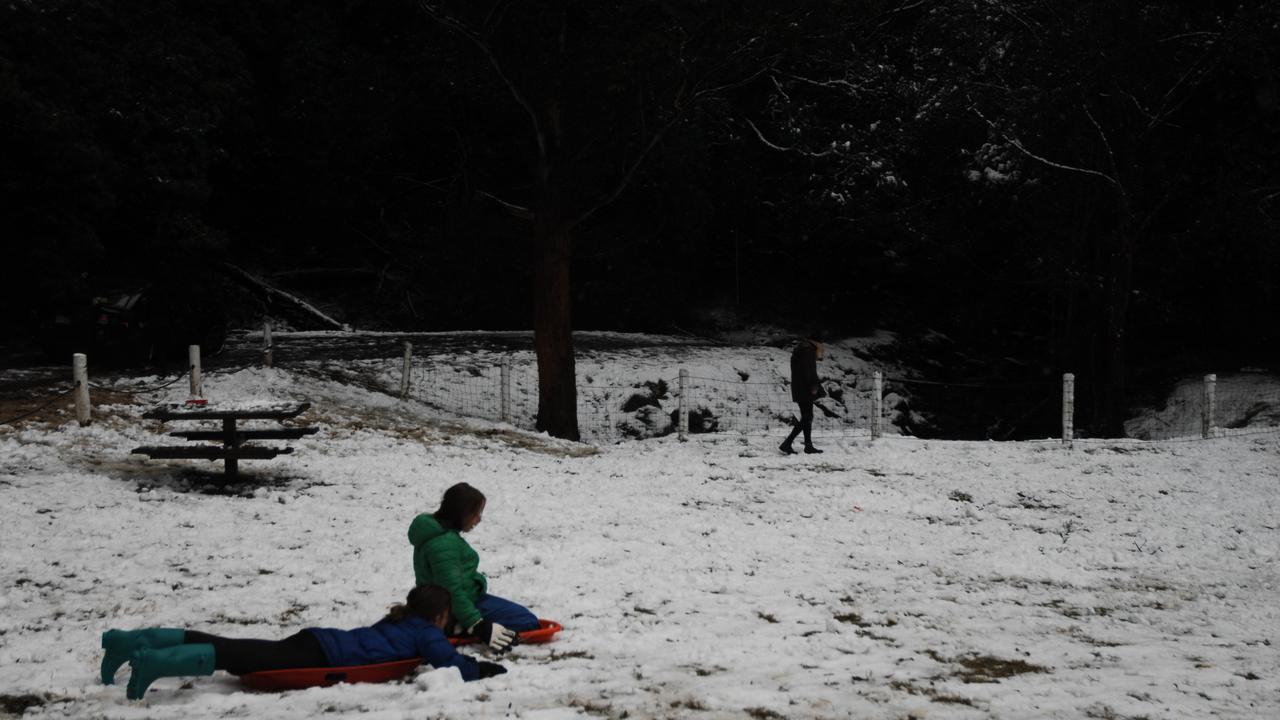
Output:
(3, 1), (1278, 435)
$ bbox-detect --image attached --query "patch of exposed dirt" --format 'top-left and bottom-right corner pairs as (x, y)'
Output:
(889, 679), (977, 706)
(0, 389), (140, 429)
(0, 693), (67, 716)
(312, 405), (598, 458)
(926, 649), (1050, 683)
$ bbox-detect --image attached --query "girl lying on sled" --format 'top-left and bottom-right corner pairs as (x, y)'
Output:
(101, 584), (507, 699)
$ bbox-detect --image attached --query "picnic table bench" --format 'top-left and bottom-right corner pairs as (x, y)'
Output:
(133, 401), (317, 479)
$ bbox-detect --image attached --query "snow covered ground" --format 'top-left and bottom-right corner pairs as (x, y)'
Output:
(2, 360), (1279, 719)
(284, 330), (899, 443)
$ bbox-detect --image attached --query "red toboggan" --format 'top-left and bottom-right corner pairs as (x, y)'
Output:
(240, 620), (563, 691)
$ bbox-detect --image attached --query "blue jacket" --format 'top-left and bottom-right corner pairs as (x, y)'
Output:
(306, 617), (481, 681)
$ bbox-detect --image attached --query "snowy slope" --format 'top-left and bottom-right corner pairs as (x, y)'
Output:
(1126, 370), (1280, 440)
(306, 331), (902, 443)
(1, 365), (1278, 719)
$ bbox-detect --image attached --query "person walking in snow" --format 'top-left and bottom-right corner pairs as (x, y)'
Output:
(780, 331), (826, 455)
(100, 584), (507, 700)
(408, 482), (540, 653)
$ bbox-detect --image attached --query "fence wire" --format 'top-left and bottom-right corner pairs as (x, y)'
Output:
(272, 349), (1280, 445)
(683, 375), (875, 439)
(1215, 381), (1280, 434)
(409, 364), (503, 422)
(396, 359), (885, 443)
(510, 365), (676, 443)
(89, 372), (188, 395)
(1125, 374), (1280, 441)
(10, 333), (1278, 445)
(0, 385), (76, 425)
(885, 376), (1062, 441)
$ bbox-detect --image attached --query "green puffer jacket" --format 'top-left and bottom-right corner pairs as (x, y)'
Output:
(408, 513), (489, 630)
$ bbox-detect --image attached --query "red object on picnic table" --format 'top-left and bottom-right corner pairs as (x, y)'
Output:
(184, 398), (209, 406)
(239, 620), (563, 691)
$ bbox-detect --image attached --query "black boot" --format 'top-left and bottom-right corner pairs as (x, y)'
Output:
(803, 444), (823, 454)
(779, 442), (797, 455)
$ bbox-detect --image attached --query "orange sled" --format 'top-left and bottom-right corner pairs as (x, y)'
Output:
(448, 619), (562, 647)
(240, 620), (563, 691)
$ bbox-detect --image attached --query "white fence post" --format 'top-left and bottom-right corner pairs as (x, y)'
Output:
(400, 341), (413, 399)
(262, 321), (274, 368)
(1202, 373), (1217, 439)
(871, 370), (883, 440)
(1062, 372), (1075, 446)
(73, 353), (91, 426)
(678, 368), (688, 441)
(500, 358), (512, 423)
(189, 345), (203, 399)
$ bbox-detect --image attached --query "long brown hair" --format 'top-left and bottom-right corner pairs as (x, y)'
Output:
(433, 482), (486, 531)
(384, 584), (452, 623)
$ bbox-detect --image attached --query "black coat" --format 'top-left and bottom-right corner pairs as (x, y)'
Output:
(790, 341), (820, 403)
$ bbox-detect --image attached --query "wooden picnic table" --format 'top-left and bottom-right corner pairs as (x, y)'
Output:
(133, 401), (317, 478)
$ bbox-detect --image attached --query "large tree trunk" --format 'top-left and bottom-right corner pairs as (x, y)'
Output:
(533, 215), (579, 441)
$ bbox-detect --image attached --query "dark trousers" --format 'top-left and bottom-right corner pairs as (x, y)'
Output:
(475, 593), (541, 632)
(184, 630), (328, 676)
(783, 399), (814, 447)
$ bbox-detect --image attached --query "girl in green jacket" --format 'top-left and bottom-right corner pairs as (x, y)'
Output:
(408, 482), (539, 652)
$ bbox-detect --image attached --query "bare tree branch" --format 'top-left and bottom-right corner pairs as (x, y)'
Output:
(875, 0), (927, 30)
(223, 263), (351, 331)
(969, 104), (1123, 191)
(1147, 24), (1227, 129)
(418, 1), (550, 175)
(391, 173), (457, 192)
(1158, 31), (1221, 44)
(694, 64), (775, 100)
(569, 23), (759, 229)
(743, 118), (840, 158)
(981, 0), (1041, 42)
(478, 189), (534, 220)
(570, 112), (682, 229)
(769, 73), (792, 104)
(777, 70), (864, 96)
(1255, 186), (1280, 220)
(1081, 102), (1126, 203)
(481, 0), (518, 35)
(352, 227), (392, 257)
(1115, 90), (1158, 123)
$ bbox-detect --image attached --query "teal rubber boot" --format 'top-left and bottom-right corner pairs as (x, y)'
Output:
(101, 628), (185, 684)
(126, 643), (215, 700)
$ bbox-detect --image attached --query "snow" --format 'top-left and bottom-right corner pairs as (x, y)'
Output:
(2, 356), (1279, 719)
(350, 334), (903, 444)
(1126, 371), (1280, 440)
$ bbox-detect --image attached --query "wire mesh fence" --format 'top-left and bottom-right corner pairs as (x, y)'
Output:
(392, 356), (1280, 444)
(409, 363), (505, 422)
(1215, 379), (1280, 435)
(402, 358), (879, 443)
(576, 375), (670, 444)
(683, 375), (876, 440)
(1125, 379), (1203, 440)
(4, 333), (1278, 446)
(1124, 374), (1280, 441)
(883, 376), (1064, 441)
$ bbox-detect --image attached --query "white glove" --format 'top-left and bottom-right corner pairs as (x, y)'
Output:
(469, 620), (518, 652)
